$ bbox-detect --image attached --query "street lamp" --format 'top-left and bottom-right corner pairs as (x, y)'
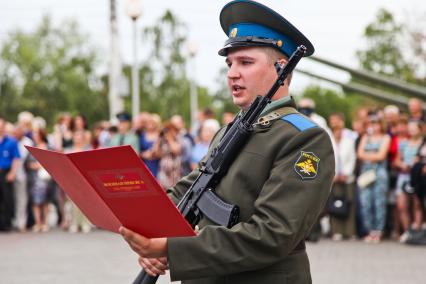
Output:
(126, 0), (142, 119)
(187, 42), (199, 129)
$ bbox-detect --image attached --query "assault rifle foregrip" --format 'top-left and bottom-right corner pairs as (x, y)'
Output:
(196, 189), (240, 228)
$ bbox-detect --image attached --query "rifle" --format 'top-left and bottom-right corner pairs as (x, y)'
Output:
(133, 45), (306, 284)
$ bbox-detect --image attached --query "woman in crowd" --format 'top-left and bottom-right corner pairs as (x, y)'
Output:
(394, 121), (424, 242)
(140, 114), (162, 177)
(156, 121), (182, 189)
(71, 114), (92, 147)
(26, 128), (51, 233)
(357, 113), (391, 243)
(328, 113), (357, 240)
(191, 119), (220, 170)
(65, 130), (92, 233)
(51, 112), (73, 151)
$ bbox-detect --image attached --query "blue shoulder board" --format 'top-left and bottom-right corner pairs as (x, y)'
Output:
(281, 113), (317, 132)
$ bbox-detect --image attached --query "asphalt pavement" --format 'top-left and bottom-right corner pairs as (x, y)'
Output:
(1, 229), (425, 284)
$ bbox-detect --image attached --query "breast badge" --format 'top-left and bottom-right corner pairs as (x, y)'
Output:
(294, 151), (320, 179)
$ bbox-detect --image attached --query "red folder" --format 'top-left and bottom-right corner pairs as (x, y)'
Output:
(26, 145), (195, 238)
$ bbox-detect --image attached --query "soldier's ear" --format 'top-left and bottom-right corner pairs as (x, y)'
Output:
(278, 58), (287, 66)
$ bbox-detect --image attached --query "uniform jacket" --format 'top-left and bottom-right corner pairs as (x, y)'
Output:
(166, 98), (335, 284)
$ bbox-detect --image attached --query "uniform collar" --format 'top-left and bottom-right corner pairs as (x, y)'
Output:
(260, 95), (296, 116)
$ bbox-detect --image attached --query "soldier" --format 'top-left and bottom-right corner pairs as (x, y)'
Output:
(120, 1), (335, 283)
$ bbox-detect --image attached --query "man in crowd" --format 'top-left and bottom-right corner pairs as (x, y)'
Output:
(408, 98), (425, 123)
(108, 112), (139, 153)
(0, 116), (21, 232)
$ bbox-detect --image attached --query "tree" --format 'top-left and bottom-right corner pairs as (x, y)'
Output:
(0, 15), (107, 126)
(123, 10), (215, 124)
(356, 8), (419, 83)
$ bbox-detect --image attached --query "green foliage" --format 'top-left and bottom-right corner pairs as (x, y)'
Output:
(356, 8), (417, 83)
(121, 10), (215, 124)
(0, 15), (108, 127)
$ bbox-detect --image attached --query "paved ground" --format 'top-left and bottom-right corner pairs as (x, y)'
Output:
(1, 229), (425, 284)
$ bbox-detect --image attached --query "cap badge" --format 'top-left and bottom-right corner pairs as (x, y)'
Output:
(230, 27), (238, 38)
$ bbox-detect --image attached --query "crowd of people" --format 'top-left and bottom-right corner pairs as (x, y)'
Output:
(0, 97), (425, 245)
(299, 97), (426, 244)
(0, 108), (223, 234)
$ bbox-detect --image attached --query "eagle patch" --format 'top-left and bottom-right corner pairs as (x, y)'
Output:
(294, 151), (320, 179)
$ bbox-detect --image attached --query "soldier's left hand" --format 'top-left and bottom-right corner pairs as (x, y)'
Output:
(138, 257), (169, 276)
(119, 226), (168, 258)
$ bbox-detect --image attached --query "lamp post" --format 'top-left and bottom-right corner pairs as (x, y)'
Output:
(108, 0), (125, 120)
(187, 42), (199, 129)
(126, 0), (142, 119)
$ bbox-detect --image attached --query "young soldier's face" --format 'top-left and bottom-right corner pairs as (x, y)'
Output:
(226, 47), (278, 110)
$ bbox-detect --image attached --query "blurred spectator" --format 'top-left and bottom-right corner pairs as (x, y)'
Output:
(298, 98), (329, 131)
(328, 113), (357, 240)
(191, 108), (215, 138)
(356, 107), (371, 122)
(66, 130), (92, 233)
(71, 114), (92, 146)
(17, 111), (34, 140)
(351, 118), (366, 145)
(107, 112), (140, 153)
(171, 114), (194, 176)
(351, 116), (368, 238)
(191, 119), (221, 170)
(384, 105), (400, 135)
(90, 121), (109, 149)
(12, 124), (33, 232)
(408, 98), (426, 123)
(394, 121), (424, 242)
(32, 116), (47, 131)
(357, 113), (391, 243)
(134, 112), (151, 135)
(222, 111), (235, 126)
(388, 115), (409, 237)
(410, 136), (426, 212)
(157, 122), (183, 189)
(140, 114), (162, 177)
(26, 128), (51, 233)
(52, 112), (73, 151)
(0, 117), (21, 232)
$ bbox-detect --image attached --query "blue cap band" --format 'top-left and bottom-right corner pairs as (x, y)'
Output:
(228, 22), (297, 57)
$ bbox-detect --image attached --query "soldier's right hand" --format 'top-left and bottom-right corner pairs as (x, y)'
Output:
(138, 257), (169, 276)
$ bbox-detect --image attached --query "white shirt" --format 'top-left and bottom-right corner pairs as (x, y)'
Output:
(331, 134), (356, 184)
(15, 136), (33, 181)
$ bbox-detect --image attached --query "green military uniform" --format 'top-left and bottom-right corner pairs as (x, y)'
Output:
(162, 1), (334, 283)
(166, 97), (335, 283)
(108, 132), (140, 153)
(108, 112), (140, 153)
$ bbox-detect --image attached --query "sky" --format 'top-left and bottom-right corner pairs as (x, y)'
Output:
(0, 0), (425, 94)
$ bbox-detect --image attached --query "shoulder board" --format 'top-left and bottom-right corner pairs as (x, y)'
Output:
(281, 113), (318, 132)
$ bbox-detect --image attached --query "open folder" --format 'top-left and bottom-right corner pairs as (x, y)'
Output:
(26, 145), (195, 238)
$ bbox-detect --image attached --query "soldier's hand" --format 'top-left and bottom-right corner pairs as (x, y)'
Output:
(119, 226), (167, 258)
(138, 257), (169, 276)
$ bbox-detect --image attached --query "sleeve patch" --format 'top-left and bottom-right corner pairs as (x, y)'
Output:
(294, 151), (320, 179)
(282, 114), (317, 132)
